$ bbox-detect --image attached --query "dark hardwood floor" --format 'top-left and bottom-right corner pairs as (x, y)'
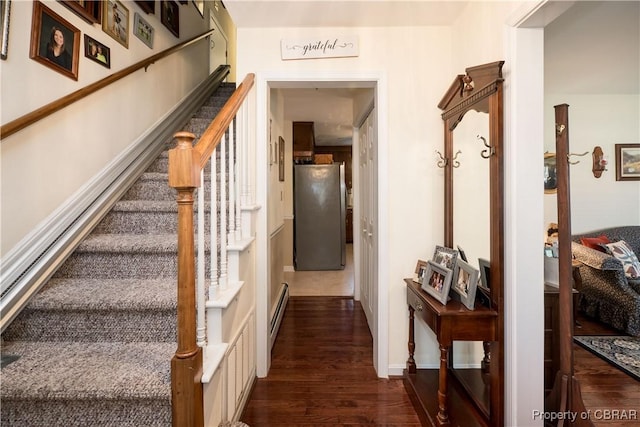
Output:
(572, 313), (640, 426)
(240, 297), (422, 426)
(240, 298), (638, 426)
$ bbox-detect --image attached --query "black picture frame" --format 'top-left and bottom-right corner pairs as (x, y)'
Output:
(30, 1), (80, 80)
(135, 0), (155, 14)
(161, 0), (179, 37)
(83, 34), (110, 68)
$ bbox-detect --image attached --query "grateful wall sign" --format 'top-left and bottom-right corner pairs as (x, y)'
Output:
(281, 36), (358, 60)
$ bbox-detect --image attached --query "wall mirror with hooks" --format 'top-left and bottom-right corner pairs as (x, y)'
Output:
(439, 60), (505, 426)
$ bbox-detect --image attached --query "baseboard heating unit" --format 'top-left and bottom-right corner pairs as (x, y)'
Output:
(270, 282), (289, 349)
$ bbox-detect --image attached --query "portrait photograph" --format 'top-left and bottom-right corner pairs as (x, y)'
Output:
(413, 259), (428, 284)
(103, 0), (129, 48)
(84, 34), (110, 68)
(30, 1), (80, 80)
(615, 143), (640, 181)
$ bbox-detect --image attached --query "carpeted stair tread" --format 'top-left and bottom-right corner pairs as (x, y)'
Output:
(76, 234), (179, 253)
(24, 278), (176, 311)
(0, 341), (174, 400)
(110, 200), (178, 213)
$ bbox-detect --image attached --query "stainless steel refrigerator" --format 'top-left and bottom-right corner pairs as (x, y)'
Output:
(293, 164), (346, 271)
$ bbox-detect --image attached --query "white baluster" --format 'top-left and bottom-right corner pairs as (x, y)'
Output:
(228, 121), (236, 243)
(209, 145), (219, 299)
(196, 168), (206, 347)
(220, 133), (228, 289)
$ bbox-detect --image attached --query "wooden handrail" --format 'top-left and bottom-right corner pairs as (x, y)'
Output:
(168, 73), (254, 427)
(194, 73), (255, 168)
(1, 29), (215, 140)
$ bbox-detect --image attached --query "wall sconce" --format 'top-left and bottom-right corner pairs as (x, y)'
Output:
(592, 146), (608, 178)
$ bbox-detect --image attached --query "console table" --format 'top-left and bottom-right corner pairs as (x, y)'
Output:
(404, 278), (498, 426)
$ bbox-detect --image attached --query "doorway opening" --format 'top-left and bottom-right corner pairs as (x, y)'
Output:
(257, 75), (388, 378)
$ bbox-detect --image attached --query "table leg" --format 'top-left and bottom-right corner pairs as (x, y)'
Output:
(407, 306), (416, 373)
(437, 344), (450, 426)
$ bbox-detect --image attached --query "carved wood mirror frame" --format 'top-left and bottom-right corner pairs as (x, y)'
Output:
(438, 60), (504, 426)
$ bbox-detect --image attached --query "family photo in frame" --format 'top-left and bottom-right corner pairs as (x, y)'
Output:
(30, 1), (80, 80)
(84, 34), (110, 68)
(420, 260), (452, 305)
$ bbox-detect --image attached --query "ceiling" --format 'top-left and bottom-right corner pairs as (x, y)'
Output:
(229, 1), (639, 146)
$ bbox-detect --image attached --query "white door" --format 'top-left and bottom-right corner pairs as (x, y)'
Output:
(358, 109), (378, 361)
(209, 11), (228, 74)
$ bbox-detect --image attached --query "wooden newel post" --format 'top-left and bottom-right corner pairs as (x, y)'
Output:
(168, 132), (204, 427)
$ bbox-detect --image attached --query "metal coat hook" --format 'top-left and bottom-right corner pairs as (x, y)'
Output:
(452, 150), (462, 168)
(567, 151), (589, 165)
(478, 135), (494, 159)
(435, 150), (447, 168)
(556, 124), (566, 136)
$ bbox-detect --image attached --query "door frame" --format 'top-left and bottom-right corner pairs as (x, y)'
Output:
(255, 71), (389, 378)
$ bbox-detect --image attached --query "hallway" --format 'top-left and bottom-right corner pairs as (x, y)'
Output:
(239, 296), (421, 426)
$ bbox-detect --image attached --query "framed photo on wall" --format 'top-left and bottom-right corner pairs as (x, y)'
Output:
(134, 12), (154, 48)
(135, 0), (155, 14)
(103, 0), (129, 48)
(278, 136), (285, 181)
(84, 34), (110, 68)
(615, 143), (640, 181)
(1, 0), (11, 60)
(30, 1), (80, 80)
(161, 0), (180, 37)
(59, 0), (102, 24)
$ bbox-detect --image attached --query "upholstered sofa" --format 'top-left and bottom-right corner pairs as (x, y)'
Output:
(571, 226), (640, 336)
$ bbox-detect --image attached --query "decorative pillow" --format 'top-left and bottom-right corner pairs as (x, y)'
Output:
(580, 234), (611, 252)
(603, 240), (640, 279)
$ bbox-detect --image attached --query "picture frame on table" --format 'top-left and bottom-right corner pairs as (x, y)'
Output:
(451, 258), (479, 310)
(30, 0), (80, 80)
(1, 0), (11, 60)
(135, 1), (155, 14)
(432, 245), (458, 270)
(83, 34), (110, 68)
(476, 257), (492, 308)
(59, 0), (102, 24)
(420, 260), (452, 305)
(103, 0), (129, 48)
(413, 259), (428, 284)
(133, 12), (154, 48)
(615, 143), (640, 181)
(161, 0), (179, 37)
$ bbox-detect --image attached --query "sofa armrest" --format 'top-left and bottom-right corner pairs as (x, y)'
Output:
(571, 241), (623, 271)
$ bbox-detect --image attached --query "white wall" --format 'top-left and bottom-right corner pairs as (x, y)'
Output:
(544, 94), (640, 232)
(236, 25), (455, 372)
(1, 0), (210, 255)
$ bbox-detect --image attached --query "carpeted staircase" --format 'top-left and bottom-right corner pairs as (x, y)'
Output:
(0, 83), (236, 426)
